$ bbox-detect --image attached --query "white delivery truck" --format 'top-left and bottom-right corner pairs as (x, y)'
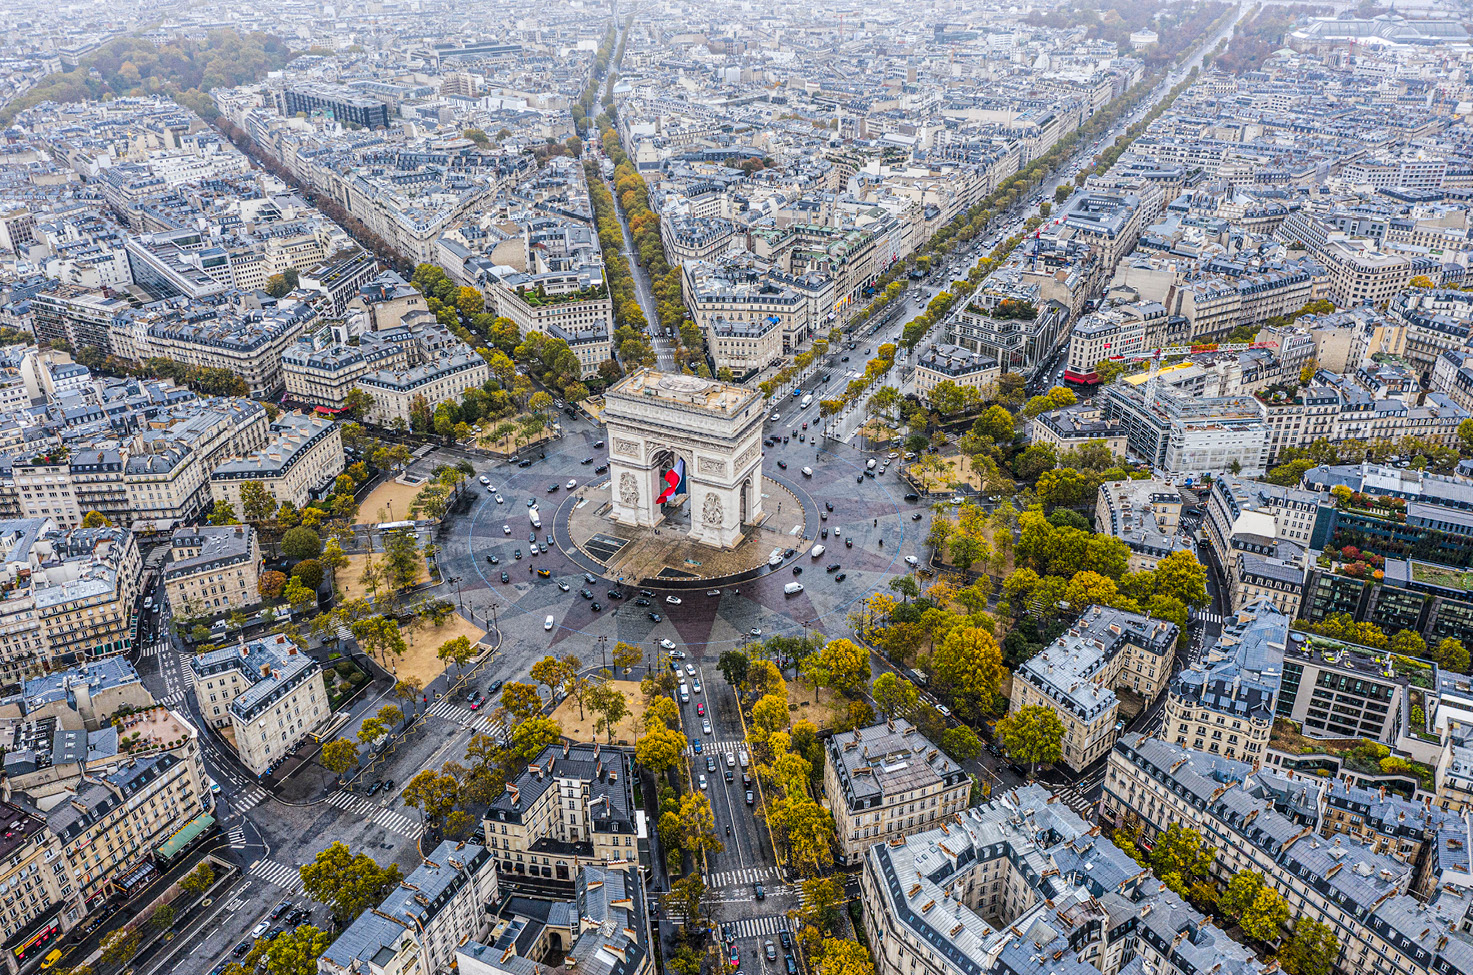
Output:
(784, 582), (804, 596)
(800, 394), (813, 408)
(801, 466), (813, 477)
(529, 507), (542, 530)
(866, 458), (877, 470)
(811, 544), (825, 559)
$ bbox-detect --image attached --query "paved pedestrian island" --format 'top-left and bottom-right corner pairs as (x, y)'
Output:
(566, 479), (813, 586)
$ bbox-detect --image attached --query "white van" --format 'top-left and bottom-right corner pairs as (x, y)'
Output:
(544, 615), (555, 631)
(801, 466), (812, 477)
(768, 548), (783, 567)
(784, 582), (804, 596)
(811, 544), (825, 559)
(679, 683), (690, 703)
(866, 458), (877, 470)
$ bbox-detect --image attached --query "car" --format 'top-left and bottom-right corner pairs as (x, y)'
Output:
(518, 459), (532, 468)
(538, 568), (551, 577)
(785, 549), (796, 558)
(746, 790), (755, 805)
(514, 549), (523, 560)
(725, 768), (734, 782)
(780, 932), (792, 950)
(666, 595), (681, 605)
(693, 679), (702, 694)
(668, 648), (686, 659)
(904, 555), (919, 566)
(697, 703), (705, 716)
(777, 460), (787, 469)
(755, 882), (765, 899)
(547, 484), (559, 494)
(659, 638), (676, 650)
(699, 774), (708, 790)
(787, 956), (798, 975)
(826, 563), (840, 572)
(726, 753), (736, 768)
(856, 475), (864, 483)
(594, 440), (605, 448)
(821, 528), (828, 539)
(503, 524), (512, 535)
(557, 580), (570, 591)
(799, 434), (805, 442)
(912, 512), (924, 521)
(707, 756), (716, 772)
(743, 772), (752, 786)
(935, 703), (953, 718)
(749, 627), (762, 637)
(501, 571), (511, 583)
(707, 589), (721, 596)
(801, 421), (808, 430)
(766, 942), (777, 962)
(530, 531), (538, 543)
(835, 573), (846, 581)
(685, 663), (696, 676)
(825, 502), (834, 512)
(950, 495), (965, 505)
(649, 612), (662, 622)
(488, 679), (504, 694)
(770, 413), (780, 421)
(888, 451), (899, 459)
(792, 566), (802, 575)
(580, 589), (593, 599)
(567, 479), (577, 489)
(485, 554), (499, 564)
(640, 589), (654, 597)
(479, 475), (490, 485)
(592, 601), (602, 611)
(692, 739), (702, 753)
(841, 355), (850, 362)
(469, 695), (482, 711)
(635, 598), (650, 606)
(271, 898), (294, 921)
(582, 457), (594, 465)
(845, 538), (852, 548)
(595, 464), (609, 474)
(234, 942), (253, 957)
(607, 588), (623, 599)
(252, 919), (271, 938)
(526, 498), (536, 507)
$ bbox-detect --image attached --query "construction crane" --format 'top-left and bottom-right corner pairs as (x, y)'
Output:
(1106, 340), (1280, 412)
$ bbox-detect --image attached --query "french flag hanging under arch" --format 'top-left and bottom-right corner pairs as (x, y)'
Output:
(656, 458), (686, 504)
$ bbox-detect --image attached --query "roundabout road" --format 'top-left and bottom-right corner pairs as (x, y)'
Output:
(432, 409), (932, 669)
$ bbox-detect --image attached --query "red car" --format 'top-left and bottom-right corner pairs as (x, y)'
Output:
(697, 703), (706, 716)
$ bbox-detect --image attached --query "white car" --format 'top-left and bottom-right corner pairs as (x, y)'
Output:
(666, 595), (681, 605)
(502, 524), (512, 535)
(702, 719), (712, 735)
(479, 475), (490, 485)
(935, 703), (953, 718)
(659, 638), (677, 650)
(566, 479), (577, 489)
(950, 496), (965, 505)
(692, 679), (702, 694)
(699, 774), (708, 790)
(888, 452), (899, 459)
(685, 664), (696, 676)
(904, 556), (919, 566)
(495, 493), (504, 504)
(558, 581), (570, 592)
(770, 413), (780, 421)
(545, 615), (555, 631)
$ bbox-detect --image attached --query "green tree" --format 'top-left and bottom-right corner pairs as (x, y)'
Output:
(400, 768), (460, 826)
(588, 682), (631, 742)
(281, 526), (322, 562)
(718, 649), (750, 688)
(81, 511), (112, 528)
(813, 938), (875, 975)
(996, 704), (1064, 774)
(100, 929), (142, 967)
(179, 861), (216, 896)
(801, 638), (870, 694)
(299, 842), (403, 927)
(509, 715), (562, 761)
(939, 725), (984, 761)
(319, 737), (358, 777)
(1146, 824), (1215, 897)
(380, 529), (422, 589)
(635, 724), (686, 774)
(262, 924), (332, 975)
(1152, 550), (1209, 609)
(1240, 885), (1289, 942)
(292, 559), (323, 592)
(207, 499), (240, 525)
(240, 479), (277, 524)
(612, 640), (643, 673)
(499, 682), (544, 722)
(1435, 637), (1470, 673)
(351, 615), (406, 662)
(872, 671), (920, 718)
(437, 634), (475, 677)
(1279, 919), (1340, 975)
(678, 791), (725, 859)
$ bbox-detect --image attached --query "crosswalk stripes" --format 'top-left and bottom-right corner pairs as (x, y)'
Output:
(157, 690), (186, 707)
(326, 790), (376, 816)
(138, 641), (171, 658)
(706, 866), (775, 888)
(226, 826), (247, 848)
(374, 807), (425, 838)
(428, 698), (473, 723)
(727, 915), (791, 940)
(1193, 611), (1222, 624)
(234, 787), (269, 812)
(1051, 785), (1097, 820)
(252, 859), (302, 891)
(687, 738), (744, 757)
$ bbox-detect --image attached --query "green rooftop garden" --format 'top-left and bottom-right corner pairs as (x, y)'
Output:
(1411, 561), (1473, 593)
(516, 283), (607, 307)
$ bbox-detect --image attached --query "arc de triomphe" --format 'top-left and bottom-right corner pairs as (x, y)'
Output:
(601, 369), (766, 549)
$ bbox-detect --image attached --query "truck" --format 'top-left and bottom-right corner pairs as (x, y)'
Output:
(529, 507), (542, 530)
(800, 394), (813, 409)
(784, 582), (804, 596)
